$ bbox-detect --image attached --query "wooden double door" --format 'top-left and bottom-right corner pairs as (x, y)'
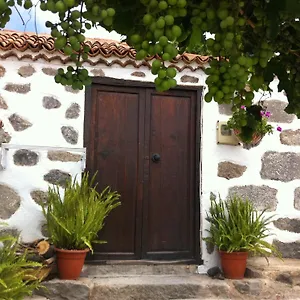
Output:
(84, 78), (201, 263)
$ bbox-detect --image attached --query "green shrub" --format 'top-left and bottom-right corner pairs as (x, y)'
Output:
(0, 235), (42, 300)
(42, 172), (121, 251)
(203, 194), (281, 258)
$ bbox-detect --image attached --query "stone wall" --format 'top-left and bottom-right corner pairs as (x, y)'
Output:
(201, 78), (300, 268)
(0, 57), (204, 243)
(1, 54), (300, 268)
(0, 59), (86, 241)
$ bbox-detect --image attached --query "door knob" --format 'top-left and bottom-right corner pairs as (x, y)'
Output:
(152, 153), (161, 163)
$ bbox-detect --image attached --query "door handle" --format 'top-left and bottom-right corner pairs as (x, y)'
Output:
(152, 153), (161, 163)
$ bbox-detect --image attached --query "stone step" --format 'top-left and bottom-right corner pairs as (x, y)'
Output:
(33, 273), (300, 300)
(81, 263), (198, 277)
(35, 275), (237, 300)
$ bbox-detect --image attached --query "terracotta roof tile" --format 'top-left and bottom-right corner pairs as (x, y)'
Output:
(0, 30), (210, 71)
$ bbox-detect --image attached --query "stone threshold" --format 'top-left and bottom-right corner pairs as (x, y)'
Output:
(29, 274), (300, 300)
(26, 258), (300, 300)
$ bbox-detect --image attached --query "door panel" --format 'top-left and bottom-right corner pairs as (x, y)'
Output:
(143, 90), (197, 260)
(84, 79), (200, 263)
(86, 85), (145, 260)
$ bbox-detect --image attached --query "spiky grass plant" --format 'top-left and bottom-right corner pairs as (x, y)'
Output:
(42, 172), (121, 252)
(0, 235), (42, 300)
(203, 194), (281, 258)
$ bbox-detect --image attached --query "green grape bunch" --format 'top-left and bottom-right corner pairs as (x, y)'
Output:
(0, 0), (299, 116)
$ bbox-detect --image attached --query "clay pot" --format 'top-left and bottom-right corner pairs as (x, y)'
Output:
(233, 129), (263, 147)
(55, 248), (89, 280)
(219, 250), (248, 279)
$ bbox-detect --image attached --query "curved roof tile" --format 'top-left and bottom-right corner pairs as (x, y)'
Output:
(0, 30), (210, 70)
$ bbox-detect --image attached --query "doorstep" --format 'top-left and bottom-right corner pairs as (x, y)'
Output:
(32, 274), (300, 300)
(26, 259), (300, 300)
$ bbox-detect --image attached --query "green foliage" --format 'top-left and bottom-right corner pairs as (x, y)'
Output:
(226, 104), (273, 144)
(42, 172), (121, 252)
(203, 194), (281, 258)
(0, 1), (300, 116)
(0, 235), (42, 300)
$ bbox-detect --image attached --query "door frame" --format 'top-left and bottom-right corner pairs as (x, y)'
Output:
(84, 77), (203, 264)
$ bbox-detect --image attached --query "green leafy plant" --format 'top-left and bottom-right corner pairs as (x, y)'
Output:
(203, 194), (281, 258)
(226, 104), (275, 144)
(0, 235), (42, 300)
(42, 172), (121, 252)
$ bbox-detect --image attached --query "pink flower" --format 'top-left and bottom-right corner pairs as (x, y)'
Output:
(277, 126), (282, 132)
(260, 111), (265, 116)
(241, 105), (246, 110)
(265, 111), (271, 118)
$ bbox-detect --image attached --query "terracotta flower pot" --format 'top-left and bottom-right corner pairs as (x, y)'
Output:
(233, 129), (263, 147)
(219, 250), (248, 279)
(55, 248), (89, 280)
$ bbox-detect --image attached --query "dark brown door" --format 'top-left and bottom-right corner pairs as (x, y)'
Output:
(85, 78), (200, 263)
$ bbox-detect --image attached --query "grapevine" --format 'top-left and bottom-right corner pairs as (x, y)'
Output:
(0, 0), (300, 116)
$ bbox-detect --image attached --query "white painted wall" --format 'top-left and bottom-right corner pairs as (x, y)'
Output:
(0, 55), (299, 269)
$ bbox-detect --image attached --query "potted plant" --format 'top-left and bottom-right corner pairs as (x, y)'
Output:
(203, 194), (281, 279)
(226, 104), (280, 148)
(42, 172), (121, 280)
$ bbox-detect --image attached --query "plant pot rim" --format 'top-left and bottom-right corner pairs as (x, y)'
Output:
(218, 250), (248, 254)
(54, 247), (90, 253)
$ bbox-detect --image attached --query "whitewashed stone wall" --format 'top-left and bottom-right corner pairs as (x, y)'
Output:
(0, 54), (300, 268)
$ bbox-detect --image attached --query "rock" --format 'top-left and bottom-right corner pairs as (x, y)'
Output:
(0, 95), (8, 109)
(90, 68), (105, 77)
(276, 273), (293, 285)
(44, 169), (71, 187)
(218, 104), (233, 116)
(47, 150), (82, 162)
(41, 223), (48, 237)
(210, 192), (217, 201)
(9, 113), (32, 131)
(218, 161), (247, 179)
(228, 185), (278, 211)
(65, 103), (80, 119)
(131, 71), (146, 77)
(18, 65), (35, 77)
(273, 218), (300, 233)
(0, 184), (21, 219)
(13, 149), (39, 166)
(280, 129), (300, 145)
(206, 241), (215, 254)
(0, 227), (20, 238)
(30, 190), (48, 206)
(43, 96), (61, 109)
(244, 267), (263, 279)
(4, 83), (31, 94)
(233, 280), (262, 296)
(42, 67), (57, 76)
(263, 100), (295, 123)
(61, 126), (78, 145)
(294, 187), (300, 210)
(273, 240), (300, 259)
(261, 151), (300, 182)
(207, 267), (224, 280)
(0, 65), (5, 77)
(65, 86), (80, 94)
(0, 128), (11, 144)
(35, 279), (91, 300)
(180, 75), (199, 83)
